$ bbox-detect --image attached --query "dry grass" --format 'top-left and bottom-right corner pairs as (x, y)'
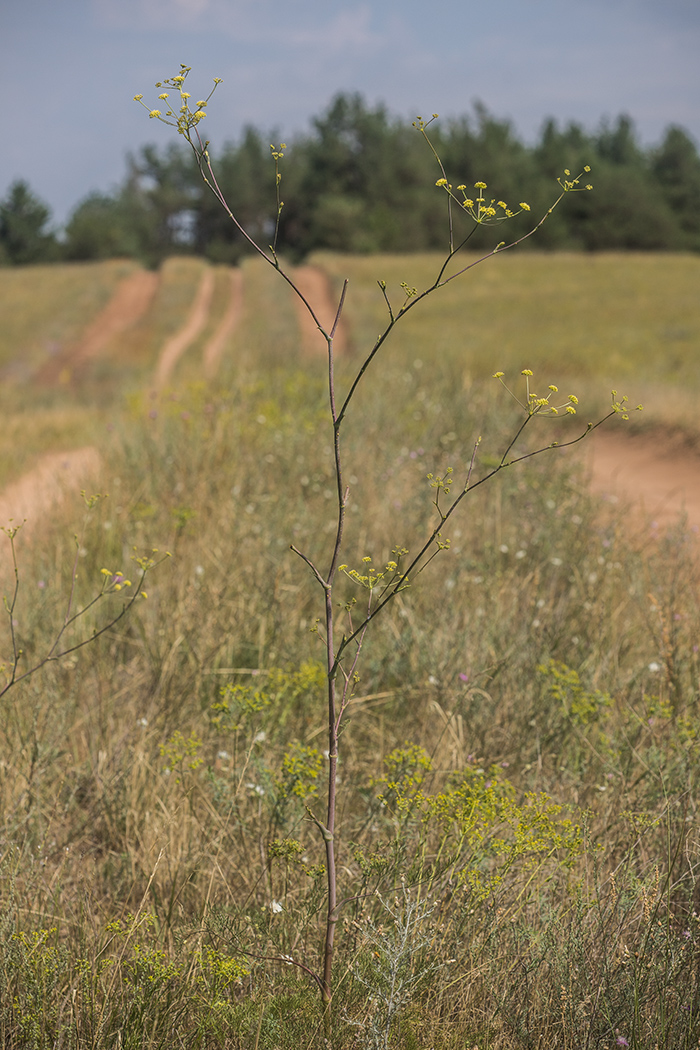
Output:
(0, 252), (699, 1046)
(0, 259), (139, 377)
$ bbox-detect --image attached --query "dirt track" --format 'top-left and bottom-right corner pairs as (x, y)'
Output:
(585, 428), (700, 532)
(0, 446), (102, 569)
(154, 267), (215, 389)
(203, 268), (244, 379)
(292, 266), (348, 357)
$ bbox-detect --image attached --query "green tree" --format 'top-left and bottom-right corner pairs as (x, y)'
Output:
(651, 126), (700, 250)
(0, 180), (58, 265)
(119, 143), (200, 265)
(283, 93), (440, 254)
(63, 192), (145, 261)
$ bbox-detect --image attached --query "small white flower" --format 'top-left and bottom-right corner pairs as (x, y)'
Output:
(217, 750), (230, 761)
(246, 782), (265, 796)
(137, 717), (148, 727)
(499, 544), (509, 554)
(550, 557), (563, 566)
(253, 731), (267, 743)
(648, 661), (662, 673)
(270, 900), (283, 914)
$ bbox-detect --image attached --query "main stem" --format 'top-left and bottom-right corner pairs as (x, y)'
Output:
(322, 600), (338, 1006)
(322, 328), (345, 1008)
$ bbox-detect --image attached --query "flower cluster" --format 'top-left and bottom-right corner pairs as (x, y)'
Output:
(492, 369), (581, 417)
(134, 64), (221, 140)
(611, 389), (643, 420)
(558, 166), (593, 193)
(338, 547), (408, 592)
(434, 178), (532, 226)
(100, 567), (132, 592)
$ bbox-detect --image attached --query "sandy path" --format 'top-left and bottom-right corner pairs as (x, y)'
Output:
(292, 266), (348, 357)
(202, 268), (244, 379)
(153, 267), (215, 389)
(36, 269), (159, 385)
(585, 428), (700, 532)
(0, 446), (102, 550)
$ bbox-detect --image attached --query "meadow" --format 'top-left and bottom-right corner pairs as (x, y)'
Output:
(1, 250), (700, 1049)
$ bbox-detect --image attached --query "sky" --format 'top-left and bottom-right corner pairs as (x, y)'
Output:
(2, 0), (699, 228)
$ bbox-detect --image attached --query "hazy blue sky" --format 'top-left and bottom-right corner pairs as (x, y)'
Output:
(2, 0), (699, 227)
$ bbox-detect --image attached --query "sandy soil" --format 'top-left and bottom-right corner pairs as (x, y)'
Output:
(0, 446), (102, 576)
(291, 266), (348, 357)
(153, 267), (215, 389)
(202, 268), (244, 380)
(584, 428), (700, 532)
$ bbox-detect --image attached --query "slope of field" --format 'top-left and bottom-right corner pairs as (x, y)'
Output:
(0, 258), (140, 380)
(316, 251), (700, 416)
(0, 251), (699, 526)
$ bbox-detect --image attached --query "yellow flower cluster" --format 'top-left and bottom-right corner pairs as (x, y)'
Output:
(492, 369), (581, 417)
(434, 179), (531, 226)
(134, 64), (221, 141)
(338, 550), (405, 591)
(558, 166), (594, 193)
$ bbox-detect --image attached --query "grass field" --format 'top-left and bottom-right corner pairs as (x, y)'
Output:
(1, 251), (700, 1048)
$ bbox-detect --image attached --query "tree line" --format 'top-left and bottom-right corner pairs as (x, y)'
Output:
(2, 94), (700, 267)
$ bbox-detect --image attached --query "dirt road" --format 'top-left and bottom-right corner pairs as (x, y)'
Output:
(585, 427), (700, 532)
(292, 266), (348, 357)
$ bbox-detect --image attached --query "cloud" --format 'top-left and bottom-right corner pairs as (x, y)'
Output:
(285, 6), (383, 53)
(94, 0), (387, 51)
(94, 0), (240, 31)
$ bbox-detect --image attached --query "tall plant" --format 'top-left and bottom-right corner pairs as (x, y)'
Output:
(135, 66), (640, 1010)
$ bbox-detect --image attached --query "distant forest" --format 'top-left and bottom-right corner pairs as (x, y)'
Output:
(2, 94), (700, 267)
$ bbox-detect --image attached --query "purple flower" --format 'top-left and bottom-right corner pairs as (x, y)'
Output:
(616, 1037), (629, 1047)
(459, 673), (469, 683)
